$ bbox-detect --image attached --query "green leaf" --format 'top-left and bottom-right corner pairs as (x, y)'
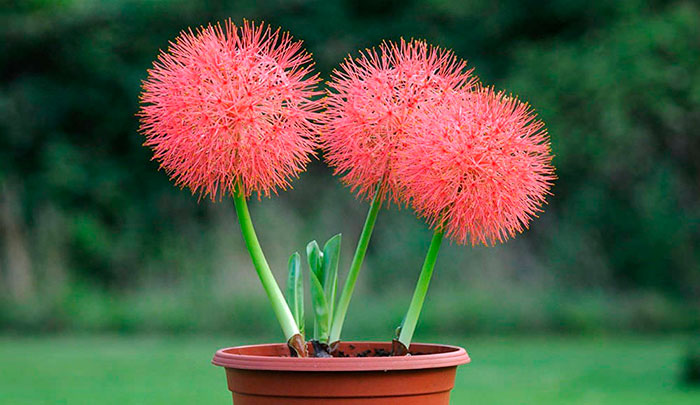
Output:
(309, 266), (330, 342)
(306, 236), (341, 343)
(306, 240), (324, 282)
(286, 252), (304, 336)
(322, 234), (341, 321)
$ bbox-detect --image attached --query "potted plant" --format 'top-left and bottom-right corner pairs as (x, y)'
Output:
(139, 19), (554, 404)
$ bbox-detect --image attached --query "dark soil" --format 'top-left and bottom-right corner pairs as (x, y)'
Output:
(282, 341), (427, 357)
(325, 343), (413, 358)
(310, 340), (333, 358)
(332, 347), (393, 357)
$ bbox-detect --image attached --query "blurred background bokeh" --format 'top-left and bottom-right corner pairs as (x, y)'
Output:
(1, 0), (699, 403)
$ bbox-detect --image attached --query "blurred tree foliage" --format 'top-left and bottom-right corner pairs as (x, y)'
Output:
(0, 0), (698, 332)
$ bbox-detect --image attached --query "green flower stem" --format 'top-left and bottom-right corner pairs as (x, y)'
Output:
(328, 185), (382, 343)
(232, 188), (299, 341)
(398, 228), (444, 348)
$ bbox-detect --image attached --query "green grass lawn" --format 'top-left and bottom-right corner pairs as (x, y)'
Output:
(0, 335), (697, 404)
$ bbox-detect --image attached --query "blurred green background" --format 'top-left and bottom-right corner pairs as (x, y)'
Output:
(1, 0), (699, 403)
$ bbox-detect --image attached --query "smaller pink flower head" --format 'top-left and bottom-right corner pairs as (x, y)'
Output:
(396, 86), (555, 246)
(322, 39), (476, 205)
(139, 20), (322, 200)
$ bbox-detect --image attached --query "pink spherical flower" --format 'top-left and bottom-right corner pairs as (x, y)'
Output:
(139, 20), (322, 199)
(396, 86), (555, 246)
(321, 39), (476, 205)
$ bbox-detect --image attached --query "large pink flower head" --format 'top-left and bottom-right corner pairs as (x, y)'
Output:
(321, 39), (476, 205)
(396, 86), (555, 246)
(139, 20), (322, 199)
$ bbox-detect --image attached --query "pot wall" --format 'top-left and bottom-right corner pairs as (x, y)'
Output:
(225, 368), (456, 404)
(213, 341), (470, 404)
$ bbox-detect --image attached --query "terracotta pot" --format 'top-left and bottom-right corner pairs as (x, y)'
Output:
(212, 341), (470, 404)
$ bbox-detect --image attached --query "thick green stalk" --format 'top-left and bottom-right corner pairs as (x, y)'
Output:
(232, 188), (299, 341)
(328, 186), (382, 343)
(398, 228), (444, 348)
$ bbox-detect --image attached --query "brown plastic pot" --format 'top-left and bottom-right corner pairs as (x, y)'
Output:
(212, 341), (470, 404)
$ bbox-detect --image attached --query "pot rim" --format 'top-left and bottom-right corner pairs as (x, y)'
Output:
(212, 341), (470, 372)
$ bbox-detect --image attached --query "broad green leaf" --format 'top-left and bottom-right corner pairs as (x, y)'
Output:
(306, 240), (324, 282)
(322, 234), (341, 320)
(286, 252), (304, 336)
(309, 267), (330, 341)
